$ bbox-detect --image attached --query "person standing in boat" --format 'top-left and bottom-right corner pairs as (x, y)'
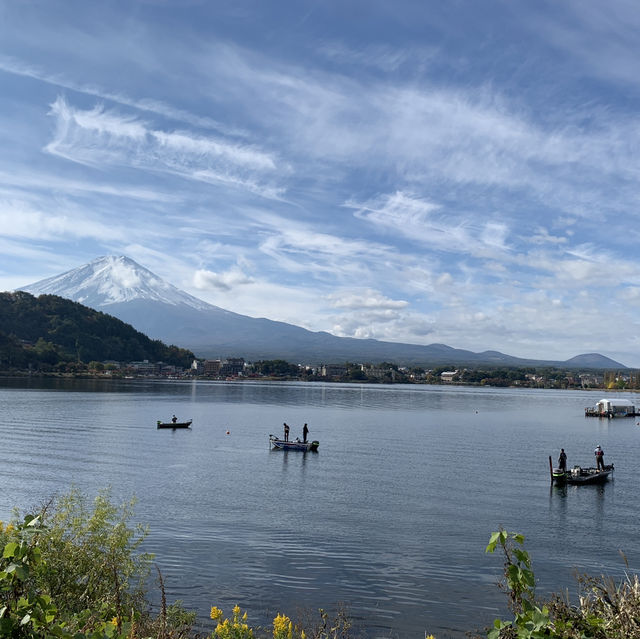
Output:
(594, 445), (605, 471)
(302, 423), (309, 443)
(171, 415), (177, 424)
(558, 448), (567, 472)
(283, 423), (290, 441)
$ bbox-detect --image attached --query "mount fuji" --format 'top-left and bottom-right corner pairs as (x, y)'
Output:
(18, 256), (625, 368)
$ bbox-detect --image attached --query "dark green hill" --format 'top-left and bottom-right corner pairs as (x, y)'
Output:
(0, 291), (194, 370)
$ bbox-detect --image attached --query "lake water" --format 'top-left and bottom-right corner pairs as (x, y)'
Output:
(1, 378), (639, 638)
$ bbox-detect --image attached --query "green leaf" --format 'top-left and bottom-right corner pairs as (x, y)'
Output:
(14, 564), (28, 580)
(486, 531), (502, 553)
(2, 542), (18, 558)
(522, 568), (535, 587)
(488, 531), (501, 545)
(513, 548), (530, 565)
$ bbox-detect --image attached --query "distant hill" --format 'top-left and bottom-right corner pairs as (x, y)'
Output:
(19, 256), (628, 369)
(0, 291), (194, 369)
(563, 353), (625, 369)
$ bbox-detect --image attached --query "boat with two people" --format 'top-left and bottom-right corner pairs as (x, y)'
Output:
(549, 455), (614, 485)
(269, 434), (319, 452)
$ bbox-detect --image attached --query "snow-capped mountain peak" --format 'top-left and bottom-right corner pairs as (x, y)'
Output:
(19, 255), (213, 310)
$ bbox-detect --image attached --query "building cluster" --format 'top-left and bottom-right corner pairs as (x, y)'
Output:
(190, 358), (246, 377)
(93, 358), (637, 390)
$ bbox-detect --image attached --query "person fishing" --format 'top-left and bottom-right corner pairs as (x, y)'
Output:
(283, 422), (290, 441)
(302, 423), (309, 443)
(594, 445), (605, 471)
(558, 448), (567, 472)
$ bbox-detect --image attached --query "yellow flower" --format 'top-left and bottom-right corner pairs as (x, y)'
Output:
(233, 604), (241, 617)
(210, 606), (223, 620)
(5, 523), (14, 534)
(425, 635), (436, 639)
(273, 613), (293, 639)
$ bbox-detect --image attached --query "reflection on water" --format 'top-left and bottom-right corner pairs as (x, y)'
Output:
(0, 379), (638, 638)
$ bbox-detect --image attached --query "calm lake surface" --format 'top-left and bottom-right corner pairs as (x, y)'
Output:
(1, 378), (639, 638)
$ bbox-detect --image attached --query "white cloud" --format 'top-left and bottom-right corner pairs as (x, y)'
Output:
(529, 227), (569, 245)
(193, 266), (254, 292)
(330, 310), (436, 342)
(328, 289), (409, 311)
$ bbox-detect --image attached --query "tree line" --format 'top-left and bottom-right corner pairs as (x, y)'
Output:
(0, 291), (194, 371)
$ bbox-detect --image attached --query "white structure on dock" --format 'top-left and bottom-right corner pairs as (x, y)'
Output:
(586, 398), (636, 417)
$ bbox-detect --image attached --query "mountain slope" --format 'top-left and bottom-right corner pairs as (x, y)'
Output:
(19, 256), (627, 368)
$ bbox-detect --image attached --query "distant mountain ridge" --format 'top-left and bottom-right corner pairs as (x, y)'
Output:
(19, 256), (627, 368)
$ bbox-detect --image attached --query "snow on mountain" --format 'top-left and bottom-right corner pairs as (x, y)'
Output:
(20, 255), (213, 311)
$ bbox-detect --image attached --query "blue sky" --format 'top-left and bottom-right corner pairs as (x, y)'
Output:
(2, 0), (640, 366)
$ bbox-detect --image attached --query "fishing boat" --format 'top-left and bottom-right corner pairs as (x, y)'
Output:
(549, 456), (614, 485)
(269, 435), (319, 452)
(157, 419), (192, 429)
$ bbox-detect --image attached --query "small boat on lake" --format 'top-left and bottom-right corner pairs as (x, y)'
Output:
(269, 435), (319, 452)
(157, 419), (192, 429)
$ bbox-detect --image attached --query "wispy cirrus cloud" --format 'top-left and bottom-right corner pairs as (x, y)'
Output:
(347, 191), (510, 255)
(197, 42), (640, 221)
(528, 244), (640, 290)
(0, 170), (180, 203)
(0, 54), (244, 136)
(45, 96), (284, 198)
(523, 1), (640, 89)
(317, 41), (438, 73)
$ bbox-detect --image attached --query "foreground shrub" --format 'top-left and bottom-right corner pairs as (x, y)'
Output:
(485, 529), (640, 638)
(35, 487), (152, 624)
(0, 489), (195, 638)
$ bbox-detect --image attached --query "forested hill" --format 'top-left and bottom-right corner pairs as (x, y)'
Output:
(0, 291), (195, 369)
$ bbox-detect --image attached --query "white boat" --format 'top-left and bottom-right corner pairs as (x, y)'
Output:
(269, 435), (319, 452)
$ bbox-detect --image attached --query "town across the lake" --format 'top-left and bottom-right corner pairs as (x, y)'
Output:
(51, 356), (640, 390)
